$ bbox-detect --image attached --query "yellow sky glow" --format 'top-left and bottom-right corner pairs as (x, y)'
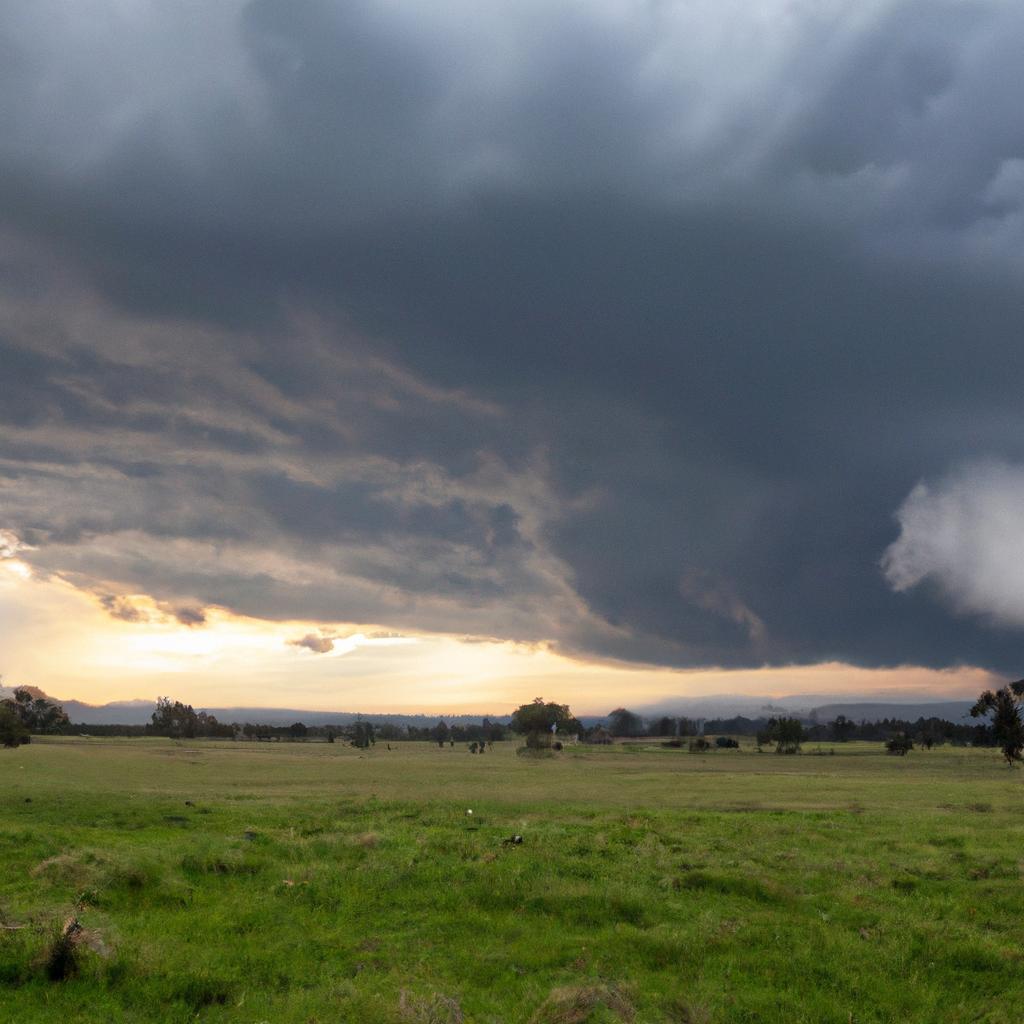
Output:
(0, 559), (996, 714)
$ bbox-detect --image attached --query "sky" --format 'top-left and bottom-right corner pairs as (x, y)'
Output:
(2, 0), (1023, 713)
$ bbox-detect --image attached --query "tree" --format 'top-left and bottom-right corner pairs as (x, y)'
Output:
(970, 680), (1024, 766)
(758, 717), (804, 754)
(432, 720), (450, 748)
(150, 697), (199, 738)
(510, 698), (581, 739)
(0, 704), (30, 747)
(607, 708), (644, 737)
(351, 721), (375, 749)
(481, 717), (506, 742)
(829, 715), (856, 742)
(148, 697), (230, 739)
(649, 716), (676, 737)
(886, 733), (913, 756)
(1, 687), (69, 735)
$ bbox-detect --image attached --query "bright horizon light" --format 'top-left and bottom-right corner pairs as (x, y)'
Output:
(0, 561), (997, 714)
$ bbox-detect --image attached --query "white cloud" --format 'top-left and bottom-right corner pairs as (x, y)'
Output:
(883, 461), (1024, 626)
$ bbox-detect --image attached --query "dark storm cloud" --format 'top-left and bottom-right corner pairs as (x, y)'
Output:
(3, 1), (1024, 671)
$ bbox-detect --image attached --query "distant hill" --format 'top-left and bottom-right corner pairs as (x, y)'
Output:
(60, 699), (157, 725)
(58, 698), (512, 728)
(637, 693), (978, 724)
(12, 689), (977, 728)
(806, 701), (975, 724)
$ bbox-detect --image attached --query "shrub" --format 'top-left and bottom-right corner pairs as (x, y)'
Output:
(886, 734), (914, 756)
(0, 705), (29, 747)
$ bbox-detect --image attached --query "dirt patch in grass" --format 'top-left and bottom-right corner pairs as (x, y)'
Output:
(529, 984), (636, 1024)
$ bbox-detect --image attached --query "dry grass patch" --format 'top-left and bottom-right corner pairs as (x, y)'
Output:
(30, 852), (97, 886)
(397, 988), (463, 1024)
(529, 984), (635, 1024)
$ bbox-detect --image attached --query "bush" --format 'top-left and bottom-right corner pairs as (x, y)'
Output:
(715, 736), (739, 748)
(689, 738), (711, 753)
(0, 705), (30, 747)
(886, 734), (914, 756)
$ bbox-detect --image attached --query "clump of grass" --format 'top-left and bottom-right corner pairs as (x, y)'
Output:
(31, 852), (99, 887)
(398, 988), (464, 1023)
(662, 999), (711, 1024)
(42, 916), (83, 981)
(180, 851), (262, 876)
(528, 984), (635, 1024)
(680, 870), (779, 903)
(169, 972), (235, 1009)
(104, 857), (163, 893)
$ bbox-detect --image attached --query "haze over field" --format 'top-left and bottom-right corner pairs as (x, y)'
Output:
(3, 0), (1024, 710)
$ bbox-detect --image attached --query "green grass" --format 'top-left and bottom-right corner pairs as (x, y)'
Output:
(2, 737), (1022, 1022)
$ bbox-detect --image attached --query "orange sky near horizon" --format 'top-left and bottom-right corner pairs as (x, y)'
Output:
(0, 554), (998, 714)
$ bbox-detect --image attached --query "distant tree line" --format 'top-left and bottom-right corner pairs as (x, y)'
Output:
(8, 680), (1022, 767)
(63, 703), (1007, 752)
(647, 712), (997, 748)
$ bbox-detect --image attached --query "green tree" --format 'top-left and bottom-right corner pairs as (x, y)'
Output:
(886, 733), (913, 756)
(351, 721), (375, 749)
(0, 704), (30, 747)
(607, 708), (644, 737)
(149, 697), (227, 739)
(432, 720), (450, 747)
(1, 687), (69, 736)
(510, 698), (581, 743)
(971, 680), (1024, 766)
(759, 717), (804, 754)
(829, 715), (856, 742)
(481, 717), (506, 742)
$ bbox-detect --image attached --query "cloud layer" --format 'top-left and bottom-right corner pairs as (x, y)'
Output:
(3, 0), (1024, 674)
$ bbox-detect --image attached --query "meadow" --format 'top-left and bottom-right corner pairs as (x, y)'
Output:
(1, 736), (1021, 1023)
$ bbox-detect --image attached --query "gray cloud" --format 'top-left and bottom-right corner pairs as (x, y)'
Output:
(98, 594), (147, 623)
(2, 1), (1024, 674)
(289, 633), (335, 654)
(168, 605), (207, 628)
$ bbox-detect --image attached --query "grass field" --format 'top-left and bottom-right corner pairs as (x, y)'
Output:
(2, 737), (1022, 1023)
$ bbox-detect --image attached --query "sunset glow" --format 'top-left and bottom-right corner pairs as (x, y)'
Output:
(0, 561), (994, 714)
